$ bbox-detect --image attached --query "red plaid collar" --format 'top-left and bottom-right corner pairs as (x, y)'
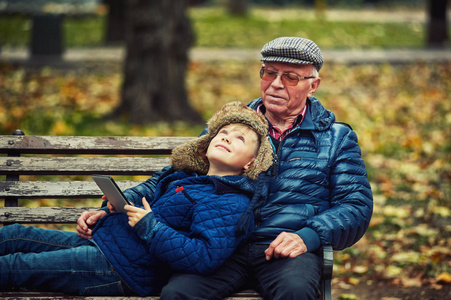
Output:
(257, 104), (307, 141)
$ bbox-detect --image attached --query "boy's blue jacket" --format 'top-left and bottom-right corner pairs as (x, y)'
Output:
(92, 170), (257, 296)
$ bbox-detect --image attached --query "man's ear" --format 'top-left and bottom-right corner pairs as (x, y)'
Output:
(308, 77), (321, 97)
(243, 158), (256, 171)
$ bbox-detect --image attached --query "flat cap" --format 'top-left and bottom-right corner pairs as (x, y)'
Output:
(261, 37), (324, 71)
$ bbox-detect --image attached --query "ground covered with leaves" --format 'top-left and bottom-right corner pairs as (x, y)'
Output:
(0, 60), (450, 299)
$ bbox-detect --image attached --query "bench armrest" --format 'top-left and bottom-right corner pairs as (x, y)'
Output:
(322, 245), (333, 280)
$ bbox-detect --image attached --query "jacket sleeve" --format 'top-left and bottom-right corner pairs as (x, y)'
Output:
(303, 125), (373, 250)
(100, 166), (172, 208)
(136, 194), (251, 275)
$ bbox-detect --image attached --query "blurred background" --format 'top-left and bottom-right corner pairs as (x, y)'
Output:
(0, 0), (450, 299)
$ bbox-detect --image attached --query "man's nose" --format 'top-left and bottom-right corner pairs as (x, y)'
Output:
(271, 74), (285, 87)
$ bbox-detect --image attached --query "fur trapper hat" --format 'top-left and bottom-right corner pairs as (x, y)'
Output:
(172, 101), (273, 180)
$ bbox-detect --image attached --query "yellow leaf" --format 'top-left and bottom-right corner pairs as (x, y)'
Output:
(385, 265), (403, 278)
(436, 272), (451, 285)
(339, 294), (357, 300)
(347, 277), (360, 285)
(401, 277), (422, 288)
(352, 265), (368, 274)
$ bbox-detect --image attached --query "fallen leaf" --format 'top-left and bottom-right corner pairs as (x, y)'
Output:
(436, 272), (451, 285)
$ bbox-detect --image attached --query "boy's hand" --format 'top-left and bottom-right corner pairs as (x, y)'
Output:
(125, 197), (152, 227)
(102, 195), (118, 213)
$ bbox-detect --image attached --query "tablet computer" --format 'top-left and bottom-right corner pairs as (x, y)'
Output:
(92, 174), (132, 214)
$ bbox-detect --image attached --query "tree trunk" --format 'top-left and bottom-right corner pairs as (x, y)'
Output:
(103, 0), (126, 43)
(227, 0), (249, 16)
(426, 0), (448, 48)
(116, 0), (201, 124)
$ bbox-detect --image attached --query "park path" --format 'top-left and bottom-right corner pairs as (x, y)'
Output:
(1, 47), (450, 67)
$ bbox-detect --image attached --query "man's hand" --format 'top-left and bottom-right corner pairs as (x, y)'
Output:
(125, 197), (152, 227)
(264, 232), (308, 260)
(76, 210), (107, 239)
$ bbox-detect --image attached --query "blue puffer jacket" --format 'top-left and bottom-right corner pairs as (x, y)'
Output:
(93, 170), (256, 296)
(247, 97), (373, 251)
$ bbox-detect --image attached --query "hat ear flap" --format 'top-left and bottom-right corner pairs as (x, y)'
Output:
(243, 137), (273, 180)
(172, 135), (211, 175)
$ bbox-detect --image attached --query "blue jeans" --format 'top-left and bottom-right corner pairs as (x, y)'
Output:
(0, 224), (134, 295)
(160, 243), (322, 300)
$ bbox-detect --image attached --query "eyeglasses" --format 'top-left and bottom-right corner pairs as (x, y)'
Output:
(260, 67), (315, 86)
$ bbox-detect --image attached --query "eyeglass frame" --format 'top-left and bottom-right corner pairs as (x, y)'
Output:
(259, 67), (316, 86)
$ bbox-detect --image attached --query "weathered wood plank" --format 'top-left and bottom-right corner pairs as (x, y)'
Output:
(0, 136), (195, 155)
(0, 207), (96, 223)
(0, 157), (171, 175)
(0, 181), (142, 198)
(0, 291), (262, 300)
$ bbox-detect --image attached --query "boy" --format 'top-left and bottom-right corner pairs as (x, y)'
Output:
(0, 102), (273, 296)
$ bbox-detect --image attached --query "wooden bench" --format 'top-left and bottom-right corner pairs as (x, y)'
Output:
(0, 0), (100, 57)
(0, 129), (333, 300)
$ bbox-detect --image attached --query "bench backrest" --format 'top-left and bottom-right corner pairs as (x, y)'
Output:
(0, 0), (100, 15)
(0, 130), (333, 300)
(0, 130), (195, 224)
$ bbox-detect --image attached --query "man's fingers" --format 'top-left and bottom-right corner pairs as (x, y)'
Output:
(77, 211), (91, 230)
(265, 234), (283, 260)
(265, 232), (307, 260)
(76, 224), (92, 239)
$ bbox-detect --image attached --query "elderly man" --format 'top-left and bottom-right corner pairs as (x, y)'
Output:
(159, 37), (373, 299)
(77, 37), (373, 300)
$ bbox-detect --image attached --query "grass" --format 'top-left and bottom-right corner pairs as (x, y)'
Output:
(190, 7), (426, 49)
(0, 6), (432, 49)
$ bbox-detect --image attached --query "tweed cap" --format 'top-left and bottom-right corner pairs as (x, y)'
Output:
(172, 102), (273, 180)
(261, 37), (324, 71)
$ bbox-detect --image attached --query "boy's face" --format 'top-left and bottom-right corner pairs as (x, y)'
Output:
(206, 124), (259, 176)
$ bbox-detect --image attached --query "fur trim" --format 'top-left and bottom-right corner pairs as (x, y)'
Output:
(172, 102), (273, 180)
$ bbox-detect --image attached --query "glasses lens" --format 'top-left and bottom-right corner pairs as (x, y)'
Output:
(260, 67), (266, 79)
(282, 73), (299, 86)
(260, 68), (298, 86)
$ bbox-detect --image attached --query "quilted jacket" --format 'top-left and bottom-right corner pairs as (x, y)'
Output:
(92, 170), (257, 296)
(247, 97), (373, 251)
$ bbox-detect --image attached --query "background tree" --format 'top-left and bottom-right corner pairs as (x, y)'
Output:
(114, 0), (201, 124)
(426, 0), (448, 48)
(227, 0), (249, 16)
(103, 0), (126, 44)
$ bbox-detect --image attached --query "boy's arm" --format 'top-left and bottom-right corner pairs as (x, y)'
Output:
(134, 193), (252, 274)
(100, 166), (172, 209)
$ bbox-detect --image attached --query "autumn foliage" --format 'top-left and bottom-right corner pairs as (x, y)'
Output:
(0, 60), (450, 296)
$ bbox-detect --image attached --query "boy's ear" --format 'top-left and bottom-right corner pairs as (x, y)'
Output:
(243, 158), (256, 171)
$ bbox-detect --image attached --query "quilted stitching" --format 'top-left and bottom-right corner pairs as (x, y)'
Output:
(93, 172), (255, 296)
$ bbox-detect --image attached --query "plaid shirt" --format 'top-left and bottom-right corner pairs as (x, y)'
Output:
(257, 104), (307, 141)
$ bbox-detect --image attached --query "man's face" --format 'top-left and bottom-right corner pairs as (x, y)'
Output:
(206, 124), (258, 176)
(260, 62), (321, 119)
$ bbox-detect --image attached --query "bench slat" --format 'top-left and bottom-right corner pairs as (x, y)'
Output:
(0, 207), (96, 223)
(0, 157), (170, 175)
(0, 291), (261, 299)
(0, 136), (195, 155)
(0, 181), (142, 198)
